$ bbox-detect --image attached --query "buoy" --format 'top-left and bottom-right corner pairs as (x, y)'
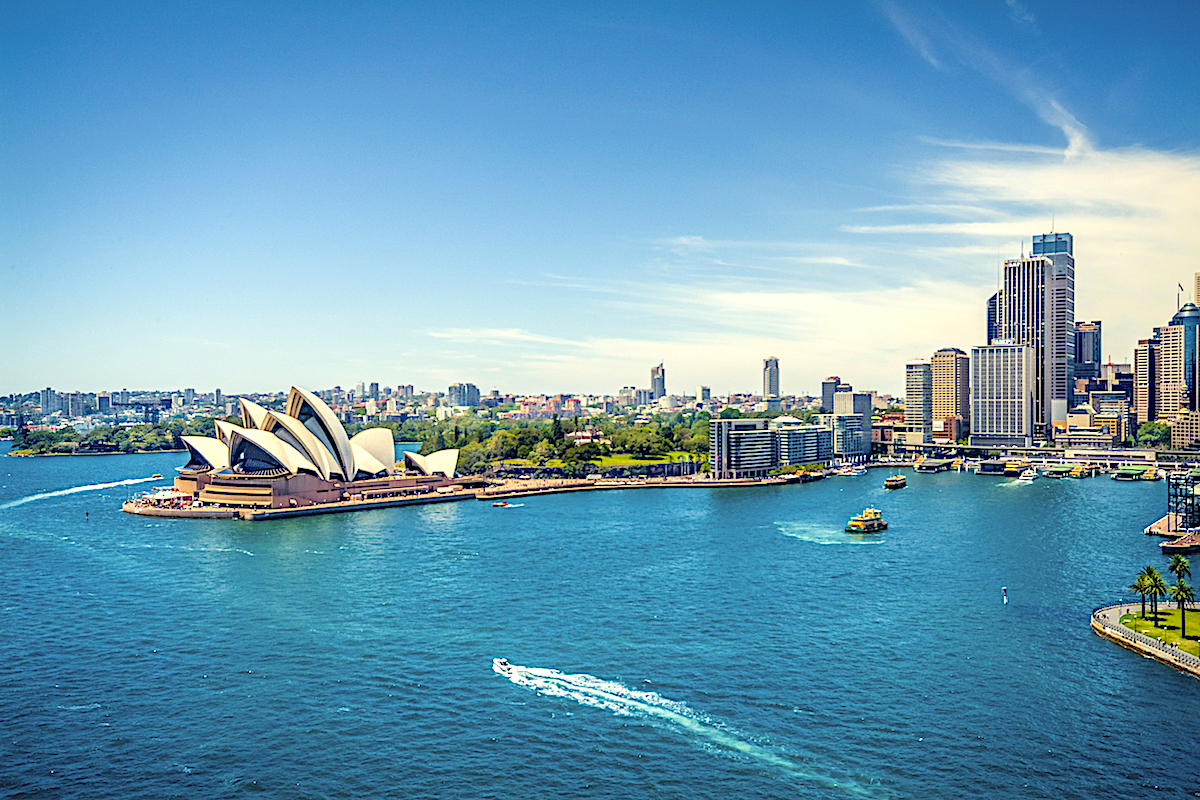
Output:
(1002, 586), (1008, 605)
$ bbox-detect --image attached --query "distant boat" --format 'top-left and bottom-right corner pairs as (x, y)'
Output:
(1017, 468), (1039, 482)
(884, 474), (907, 490)
(836, 465), (867, 476)
(846, 507), (887, 533)
(150, 474), (162, 479)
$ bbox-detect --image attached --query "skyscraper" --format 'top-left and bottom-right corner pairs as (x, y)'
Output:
(986, 293), (999, 344)
(763, 357), (779, 399)
(369, 382), (380, 402)
(931, 347), (970, 428)
(970, 344), (1034, 447)
(904, 361), (932, 445)
(833, 391), (872, 458)
(995, 232), (1075, 436)
(821, 377), (841, 413)
(650, 364), (666, 400)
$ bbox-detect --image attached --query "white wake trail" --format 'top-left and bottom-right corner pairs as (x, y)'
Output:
(493, 659), (887, 798)
(0, 476), (160, 510)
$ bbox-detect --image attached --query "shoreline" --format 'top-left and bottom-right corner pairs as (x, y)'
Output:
(1091, 603), (1200, 679)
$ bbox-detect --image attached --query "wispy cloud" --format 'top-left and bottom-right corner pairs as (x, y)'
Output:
(878, 1), (942, 68)
(1005, 0), (1039, 33)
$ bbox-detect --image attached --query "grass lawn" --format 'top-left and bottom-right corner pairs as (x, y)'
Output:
(1120, 608), (1200, 658)
(497, 451), (698, 468)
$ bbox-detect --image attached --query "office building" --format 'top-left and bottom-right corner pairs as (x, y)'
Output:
(905, 361), (933, 445)
(821, 377), (840, 413)
(97, 393), (111, 414)
(995, 232), (1075, 435)
(833, 391), (872, 458)
(447, 383), (480, 407)
(987, 293), (999, 344)
(709, 418), (775, 479)
(651, 364), (666, 400)
(184, 388), (195, 407)
(970, 344), (1035, 447)
(772, 417), (834, 466)
(39, 387), (55, 413)
(215, 389), (223, 408)
(369, 382), (380, 402)
(1133, 302), (1200, 426)
(696, 385), (711, 402)
(763, 357), (780, 399)
(1074, 321), (1102, 379)
(931, 348), (970, 429)
(355, 381), (365, 400)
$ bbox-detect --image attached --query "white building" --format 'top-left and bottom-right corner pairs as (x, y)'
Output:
(905, 361), (933, 445)
(970, 343), (1035, 447)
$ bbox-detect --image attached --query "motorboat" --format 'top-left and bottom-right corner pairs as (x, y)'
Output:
(836, 465), (867, 477)
(493, 657), (516, 676)
(846, 507), (887, 533)
(491, 501), (524, 508)
(884, 474), (907, 490)
(1017, 468), (1039, 482)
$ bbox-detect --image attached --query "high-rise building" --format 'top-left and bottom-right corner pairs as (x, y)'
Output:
(650, 364), (666, 400)
(1134, 337), (1157, 426)
(97, 393), (111, 414)
(1075, 321), (1102, 378)
(696, 385), (711, 402)
(821, 377), (840, 413)
(763, 357), (779, 399)
(833, 391), (872, 458)
(355, 381), (365, 400)
(995, 232), (1075, 436)
(369, 382), (380, 402)
(215, 389), (223, 408)
(931, 347), (970, 428)
(905, 361), (933, 445)
(970, 344), (1035, 447)
(67, 392), (84, 418)
(447, 383), (480, 407)
(39, 387), (54, 413)
(1134, 303), (1200, 426)
(987, 293), (999, 344)
(184, 388), (195, 407)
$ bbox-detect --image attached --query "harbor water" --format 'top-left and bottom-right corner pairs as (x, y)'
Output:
(2, 449), (1199, 798)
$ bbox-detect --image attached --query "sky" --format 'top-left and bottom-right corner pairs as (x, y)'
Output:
(3, 1), (1199, 398)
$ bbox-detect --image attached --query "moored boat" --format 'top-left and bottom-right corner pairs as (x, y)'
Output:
(1113, 465), (1148, 481)
(846, 506), (887, 533)
(884, 474), (907, 489)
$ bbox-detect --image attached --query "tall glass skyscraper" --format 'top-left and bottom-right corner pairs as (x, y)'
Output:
(996, 232), (1075, 436)
(762, 357), (779, 399)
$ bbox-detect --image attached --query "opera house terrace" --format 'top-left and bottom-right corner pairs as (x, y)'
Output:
(123, 386), (464, 521)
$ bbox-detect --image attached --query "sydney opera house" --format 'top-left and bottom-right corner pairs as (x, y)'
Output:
(125, 386), (461, 518)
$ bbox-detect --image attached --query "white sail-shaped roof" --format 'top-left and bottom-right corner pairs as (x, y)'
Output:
(227, 427), (320, 477)
(403, 449), (459, 478)
(286, 386), (355, 480)
(350, 443), (390, 478)
(240, 398), (271, 430)
(349, 428), (395, 474)
(261, 410), (346, 481)
(181, 435), (230, 471)
(214, 419), (243, 445)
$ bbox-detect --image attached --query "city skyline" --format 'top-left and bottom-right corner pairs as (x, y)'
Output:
(3, 3), (1198, 396)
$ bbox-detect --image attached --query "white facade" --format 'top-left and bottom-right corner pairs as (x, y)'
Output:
(970, 344), (1034, 446)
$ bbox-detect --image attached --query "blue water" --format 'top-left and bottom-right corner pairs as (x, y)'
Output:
(2, 453), (1198, 799)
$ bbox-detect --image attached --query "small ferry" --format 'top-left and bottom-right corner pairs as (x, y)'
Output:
(1139, 467), (1164, 481)
(884, 474), (907, 490)
(846, 507), (887, 533)
(1003, 459), (1031, 477)
(1112, 465), (1148, 481)
(1016, 468), (1039, 482)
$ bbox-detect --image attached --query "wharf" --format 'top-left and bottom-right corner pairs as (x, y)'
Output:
(124, 490), (475, 521)
(477, 474), (798, 500)
(1144, 514), (1186, 537)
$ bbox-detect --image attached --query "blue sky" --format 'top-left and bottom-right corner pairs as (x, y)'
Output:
(3, 1), (1199, 397)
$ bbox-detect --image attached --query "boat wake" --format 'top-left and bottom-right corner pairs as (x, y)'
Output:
(775, 521), (884, 546)
(493, 659), (887, 798)
(0, 476), (161, 510)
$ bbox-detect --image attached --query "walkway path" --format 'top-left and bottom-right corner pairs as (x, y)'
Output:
(1091, 603), (1200, 679)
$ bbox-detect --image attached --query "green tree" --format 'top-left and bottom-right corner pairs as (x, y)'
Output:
(1169, 579), (1196, 639)
(1136, 421), (1172, 448)
(528, 439), (555, 465)
(1130, 573), (1151, 619)
(1142, 566), (1169, 622)
(1169, 554), (1191, 586)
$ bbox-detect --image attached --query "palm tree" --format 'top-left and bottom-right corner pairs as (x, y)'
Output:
(1169, 579), (1196, 639)
(1169, 554), (1192, 585)
(1130, 574), (1151, 619)
(1147, 567), (1170, 624)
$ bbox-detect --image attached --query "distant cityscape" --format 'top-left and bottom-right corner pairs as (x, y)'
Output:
(7, 230), (1200, 478)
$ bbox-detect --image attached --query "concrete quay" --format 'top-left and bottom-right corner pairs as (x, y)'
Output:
(476, 474), (799, 500)
(1091, 603), (1200, 679)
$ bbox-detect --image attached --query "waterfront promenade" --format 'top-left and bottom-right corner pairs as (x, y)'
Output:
(1091, 603), (1200, 679)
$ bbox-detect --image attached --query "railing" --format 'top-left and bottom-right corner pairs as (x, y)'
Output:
(1092, 604), (1200, 671)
